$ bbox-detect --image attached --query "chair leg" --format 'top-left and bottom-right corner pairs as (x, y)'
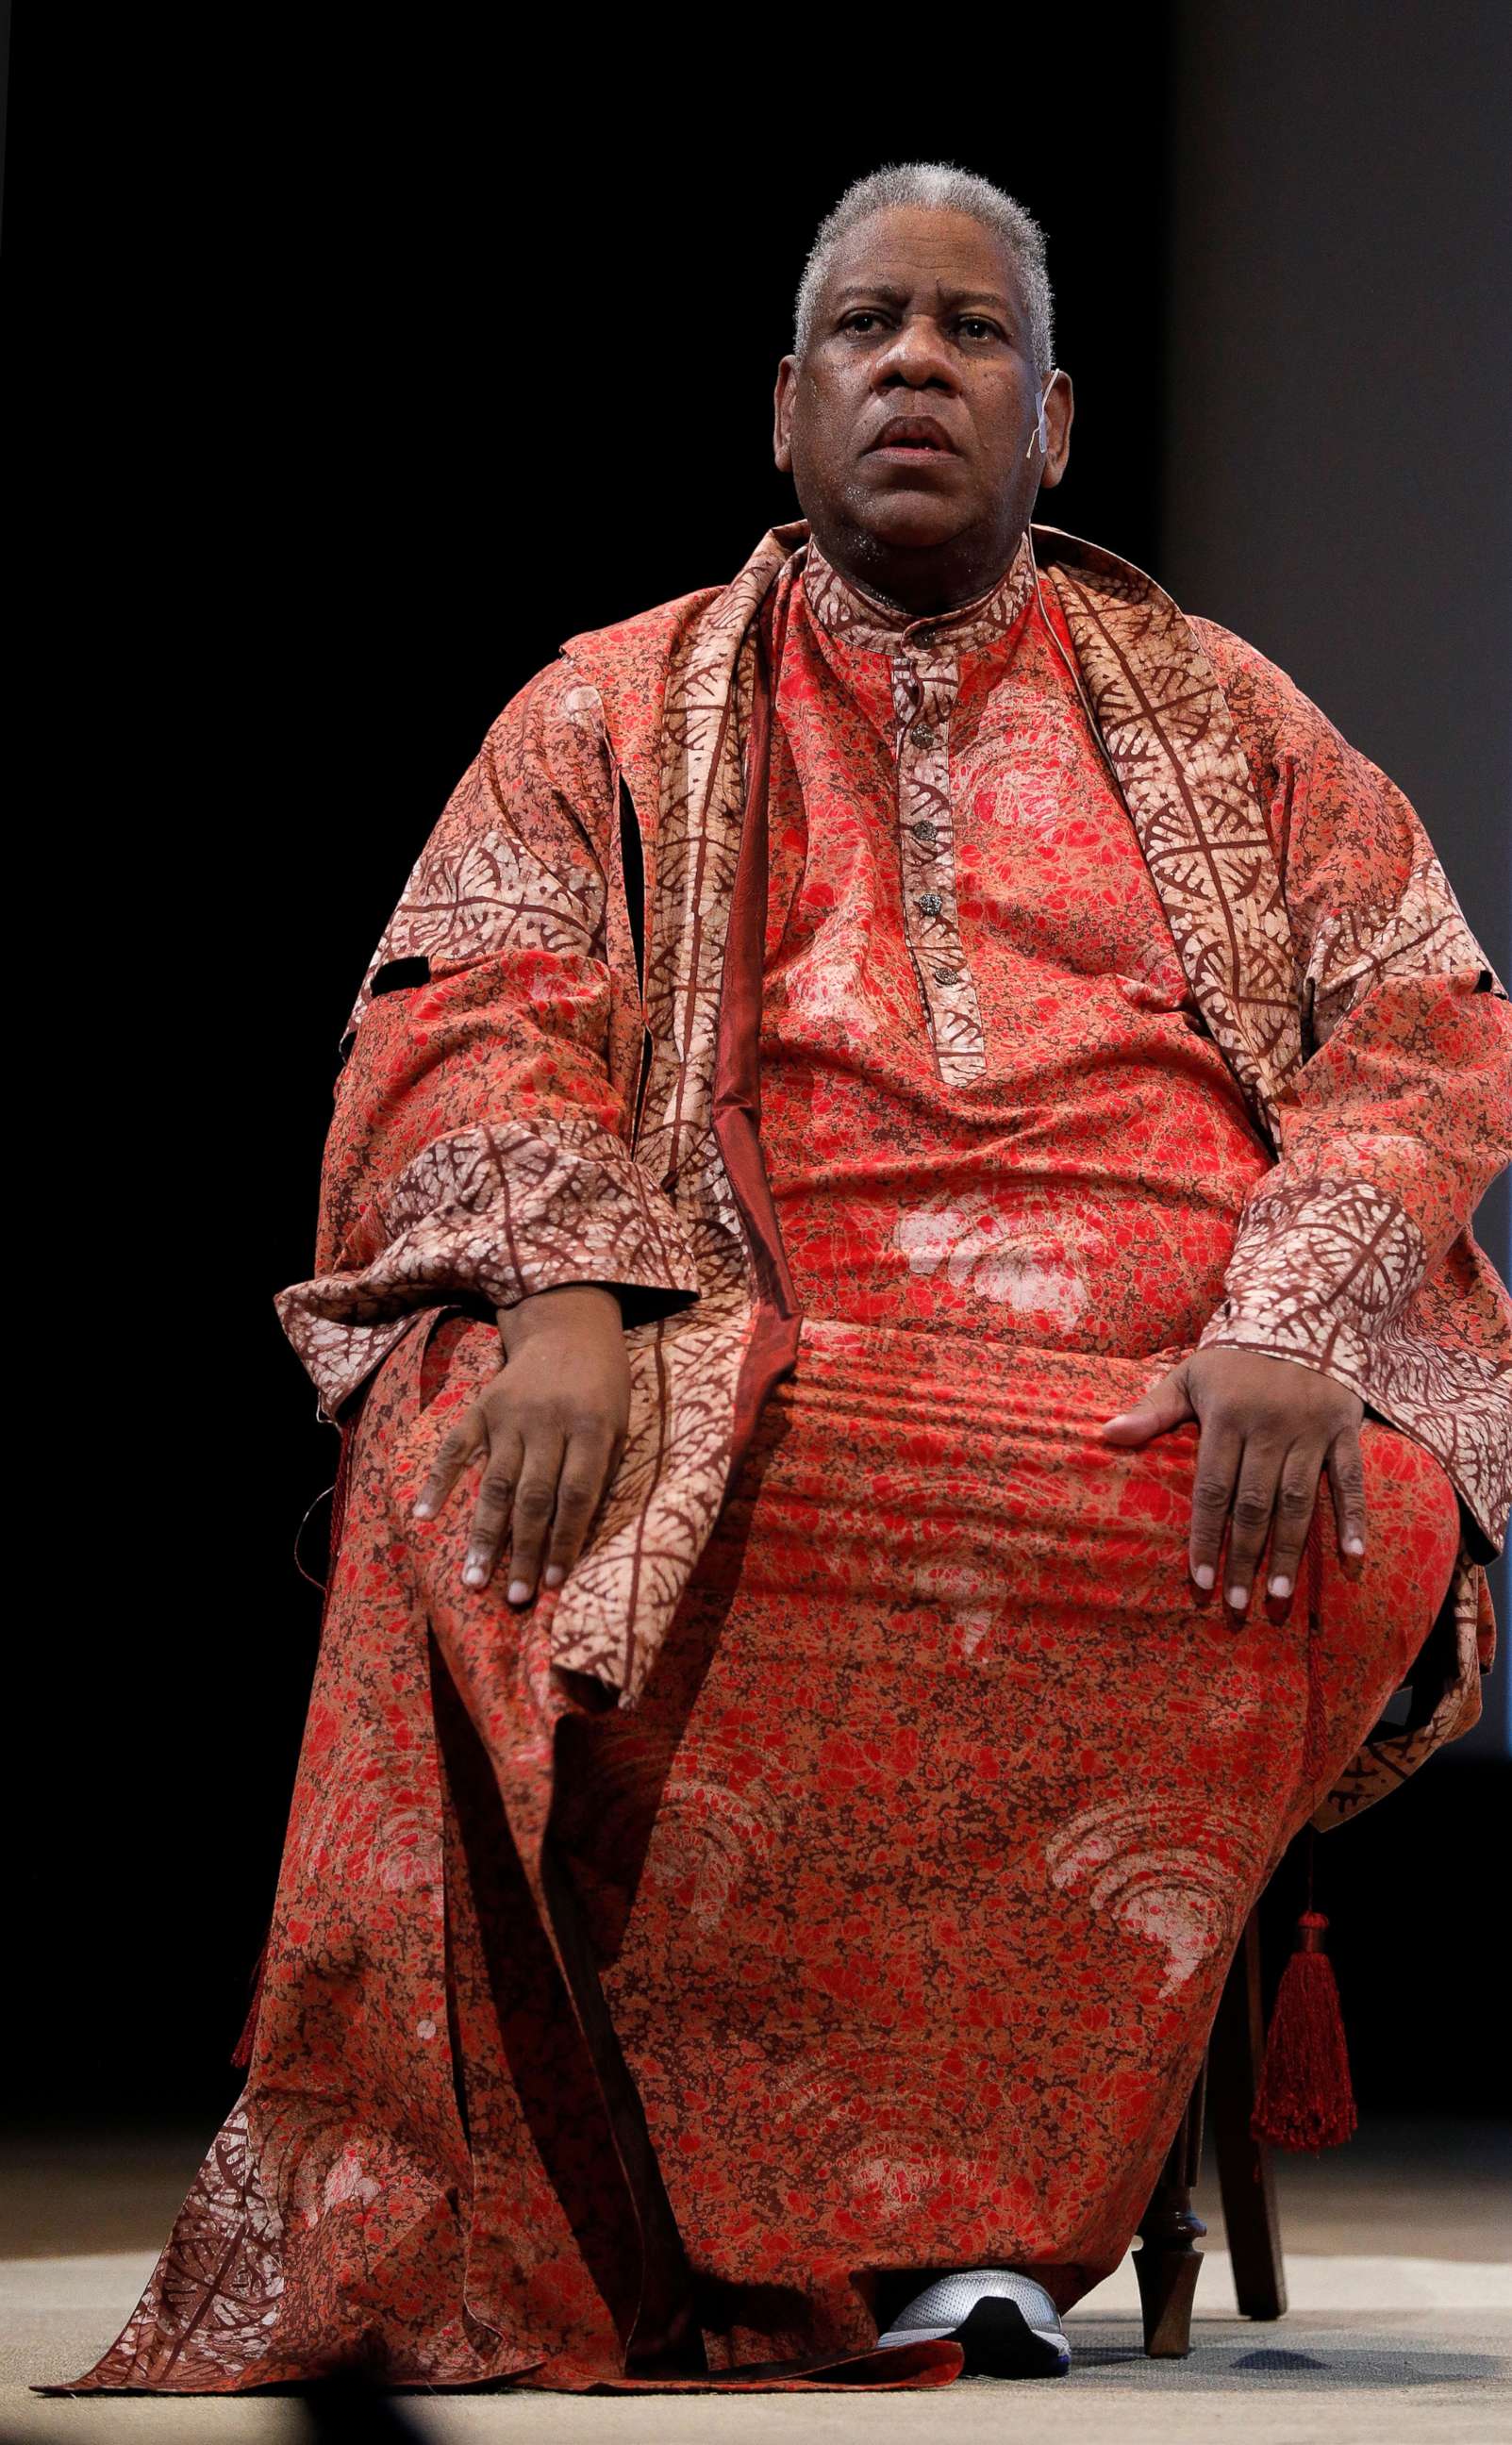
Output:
(1209, 1907), (1287, 2320)
(1135, 2057), (1207, 2357)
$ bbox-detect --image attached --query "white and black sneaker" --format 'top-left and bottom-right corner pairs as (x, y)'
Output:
(876, 2269), (1071, 2377)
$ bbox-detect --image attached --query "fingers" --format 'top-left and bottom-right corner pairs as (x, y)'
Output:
(1191, 1429), (1359, 1616)
(412, 1405), (490, 1522)
(1177, 1351), (1367, 1615)
(498, 1433), (566, 1602)
(458, 1417), (624, 1605)
(1188, 1416), (1242, 1592)
(1101, 1363), (1195, 1445)
(1221, 1439), (1296, 1610)
(1257, 1442), (1323, 1604)
(1326, 1428), (1369, 1562)
(538, 1420), (624, 1593)
(461, 1425), (534, 1592)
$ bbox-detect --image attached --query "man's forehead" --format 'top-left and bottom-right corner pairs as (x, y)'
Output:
(820, 210), (1025, 316)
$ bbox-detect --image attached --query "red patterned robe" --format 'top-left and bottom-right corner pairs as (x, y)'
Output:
(68, 524), (1511, 2396)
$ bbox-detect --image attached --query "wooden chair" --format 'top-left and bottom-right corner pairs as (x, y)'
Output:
(1135, 1906), (1287, 2354)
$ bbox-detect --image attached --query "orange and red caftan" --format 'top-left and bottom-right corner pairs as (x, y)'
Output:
(65, 523), (1511, 2396)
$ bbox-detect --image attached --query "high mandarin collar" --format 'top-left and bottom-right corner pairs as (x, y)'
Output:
(801, 527), (1038, 657)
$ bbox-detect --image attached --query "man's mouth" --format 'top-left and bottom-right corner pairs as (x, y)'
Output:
(866, 416), (958, 456)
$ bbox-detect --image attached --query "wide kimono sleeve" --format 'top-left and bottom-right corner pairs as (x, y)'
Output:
(1189, 622), (1512, 1531)
(274, 659), (702, 1421)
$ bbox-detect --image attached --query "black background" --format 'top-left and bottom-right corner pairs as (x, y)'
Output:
(8, 8), (1506, 2134)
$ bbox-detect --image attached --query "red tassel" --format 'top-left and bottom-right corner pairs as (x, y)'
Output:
(1251, 1907), (1358, 2153)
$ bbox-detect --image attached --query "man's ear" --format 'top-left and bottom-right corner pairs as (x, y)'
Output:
(1039, 370), (1074, 491)
(773, 356), (797, 474)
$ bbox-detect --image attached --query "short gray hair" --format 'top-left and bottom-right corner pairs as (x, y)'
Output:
(793, 162), (1055, 376)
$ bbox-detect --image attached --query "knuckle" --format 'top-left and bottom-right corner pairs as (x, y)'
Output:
(1190, 1481), (1231, 1516)
(512, 1483), (556, 1522)
(1276, 1481), (1315, 1516)
(1233, 1493), (1273, 1529)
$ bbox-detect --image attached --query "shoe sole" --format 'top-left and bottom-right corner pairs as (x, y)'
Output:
(880, 2296), (1070, 2379)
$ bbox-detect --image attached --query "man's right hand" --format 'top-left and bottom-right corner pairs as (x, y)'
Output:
(411, 1282), (630, 1605)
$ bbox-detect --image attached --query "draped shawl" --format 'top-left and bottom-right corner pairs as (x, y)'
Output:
(276, 522), (1512, 1827)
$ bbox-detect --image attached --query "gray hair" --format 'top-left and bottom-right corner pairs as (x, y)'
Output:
(792, 162), (1055, 377)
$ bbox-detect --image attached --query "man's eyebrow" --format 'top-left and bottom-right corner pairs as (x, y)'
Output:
(829, 283), (1018, 316)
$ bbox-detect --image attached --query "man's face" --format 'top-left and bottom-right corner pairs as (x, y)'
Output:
(773, 206), (1072, 613)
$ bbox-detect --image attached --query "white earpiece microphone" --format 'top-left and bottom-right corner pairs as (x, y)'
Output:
(1023, 373), (1055, 462)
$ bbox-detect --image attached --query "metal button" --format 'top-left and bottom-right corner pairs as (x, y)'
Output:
(916, 891), (943, 918)
(911, 820), (938, 848)
(934, 967), (958, 986)
(912, 723), (937, 749)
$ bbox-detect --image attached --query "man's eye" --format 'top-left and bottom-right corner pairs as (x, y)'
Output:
(844, 311), (884, 333)
(958, 318), (1000, 341)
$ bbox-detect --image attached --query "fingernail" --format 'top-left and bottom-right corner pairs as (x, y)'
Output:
(412, 1500), (434, 1520)
(1193, 1564), (1215, 1590)
(1344, 1536), (1366, 1556)
(543, 1565), (564, 1588)
(1269, 1574), (1291, 1599)
(462, 1562), (487, 1588)
(1227, 1584), (1249, 1609)
(507, 1578), (532, 1605)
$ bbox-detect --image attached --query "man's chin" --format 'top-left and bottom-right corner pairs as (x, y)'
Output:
(848, 501), (975, 556)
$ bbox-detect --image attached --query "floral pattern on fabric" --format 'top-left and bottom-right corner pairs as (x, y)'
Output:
(68, 1316), (1461, 2394)
(273, 521), (1508, 1795)
(801, 531), (1038, 1082)
(64, 516), (1509, 2400)
(760, 544), (1273, 1356)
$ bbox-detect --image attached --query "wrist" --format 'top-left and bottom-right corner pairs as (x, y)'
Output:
(495, 1281), (623, 1356)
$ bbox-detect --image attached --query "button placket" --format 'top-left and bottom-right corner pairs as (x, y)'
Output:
(799, 534), (1038, 1091)
(893, 642), (987, 1081)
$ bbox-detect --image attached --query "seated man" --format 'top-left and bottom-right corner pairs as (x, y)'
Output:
(74, 162), (1510, 2396)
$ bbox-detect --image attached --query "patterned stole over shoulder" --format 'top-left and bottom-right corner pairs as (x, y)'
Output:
(545, 527), (796, 1700)
(1039, 543), (1302, 1144)
(1035, 530), (1507, 1822)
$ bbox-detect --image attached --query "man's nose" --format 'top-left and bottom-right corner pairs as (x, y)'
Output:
(872, 316), (961, 390)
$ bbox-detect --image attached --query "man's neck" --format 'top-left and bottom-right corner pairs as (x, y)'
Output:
(807, 516), (1030, 619)
(804, 527), (1037, 653)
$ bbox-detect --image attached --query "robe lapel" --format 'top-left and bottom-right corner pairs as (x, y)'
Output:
(1039, 542), (1303, 1150)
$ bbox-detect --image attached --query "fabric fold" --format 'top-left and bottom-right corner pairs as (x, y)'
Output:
(276, 1112), (703, 1419)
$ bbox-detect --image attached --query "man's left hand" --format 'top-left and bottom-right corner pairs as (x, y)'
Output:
(1100, 1349), (1367, 1609)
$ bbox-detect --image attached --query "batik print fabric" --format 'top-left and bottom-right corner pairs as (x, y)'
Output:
(64, 520), (1510, 2397)
(272, 516), (1510, 1811)
(570, 1328), (1460, 2362)
(550, 556), (1463, 2354)
(760, 534), (1276, 1354)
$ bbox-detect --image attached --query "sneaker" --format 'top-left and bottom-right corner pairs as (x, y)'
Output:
(875, 2268), (1071, 2377)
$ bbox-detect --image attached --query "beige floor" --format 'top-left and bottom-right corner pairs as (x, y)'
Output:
(5, 2120), (1509, 2443)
